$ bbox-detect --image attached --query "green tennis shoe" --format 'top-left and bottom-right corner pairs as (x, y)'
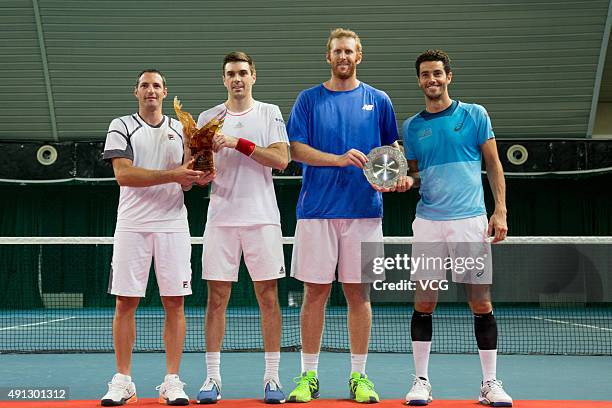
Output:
(349, 372), (380, 403)
(287, 371), (319, 403)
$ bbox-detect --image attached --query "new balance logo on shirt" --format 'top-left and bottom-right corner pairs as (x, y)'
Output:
(362, 104), (374, 111)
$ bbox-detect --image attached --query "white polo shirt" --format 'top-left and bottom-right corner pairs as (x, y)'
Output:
(103, 114), (189, 232)
(197, 101), (289, 226)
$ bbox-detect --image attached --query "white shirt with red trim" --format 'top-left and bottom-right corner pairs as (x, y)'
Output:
(103, 114), (189, 232)
(197, 101), (289, 226)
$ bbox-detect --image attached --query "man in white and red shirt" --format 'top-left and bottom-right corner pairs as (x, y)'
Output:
(193, 52), (289, 405)
(101, 69), (210, 407)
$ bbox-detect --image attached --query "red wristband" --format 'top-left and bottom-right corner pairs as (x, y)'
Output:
(235, 138), (256, 156)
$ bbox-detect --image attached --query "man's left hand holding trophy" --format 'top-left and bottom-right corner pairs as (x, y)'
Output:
(174, 96), (225, 189)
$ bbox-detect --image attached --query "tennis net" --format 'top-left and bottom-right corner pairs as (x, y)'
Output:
(0, 236), (610, 355)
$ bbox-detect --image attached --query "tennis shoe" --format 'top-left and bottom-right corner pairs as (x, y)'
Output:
(405, 375), (432, 406)
(479, 379), (513, 407)
(264, 378), (286, 404)
(348, 372), (379, 403)
(287, 370), (319, 402)
(196, 377), (222, 404)
(156, 374), (189, 406)
(101, 373), (137, 406)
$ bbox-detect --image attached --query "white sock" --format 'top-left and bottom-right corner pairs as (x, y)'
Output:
(350, 354), (367, 375)
(301, 352), (319, 374)
(479, 349), (497, 382)
(206, 352), (221, 385)
(412, 341), (432, 380)
(114, 373), (132, 383)
(264, 352), (281, 382)
(164, 374), (180, 382)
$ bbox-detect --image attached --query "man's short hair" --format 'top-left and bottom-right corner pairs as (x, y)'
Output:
(415, 50), (452, 76)
(135, 69), (166, 88)
(223, 51), (256, 75)
(326, 28), (362, 53)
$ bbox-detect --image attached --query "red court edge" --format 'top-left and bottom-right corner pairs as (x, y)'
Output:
(2, 399), (611, 408)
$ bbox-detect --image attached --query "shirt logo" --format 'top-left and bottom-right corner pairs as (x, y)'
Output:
(275, 117), (285, 125)
(167, 133), (175, 140)
(362, 104), (374, 111)
(454, 122), (464, 131)
(418, 128), (433, 139)
(234, 122), (244, 129)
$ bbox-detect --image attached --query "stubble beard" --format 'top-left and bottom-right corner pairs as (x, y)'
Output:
(333, 63), (355, 80)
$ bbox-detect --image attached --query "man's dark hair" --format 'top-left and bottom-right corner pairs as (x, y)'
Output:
(223, 51), (256, 75)
(415, 50), (452, 76)
(135, 69), (166, 88)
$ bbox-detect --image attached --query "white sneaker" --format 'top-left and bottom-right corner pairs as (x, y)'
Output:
(101, 373), (137, 406)
(156, 374), (189, 406)
(479, 379), (513, 407)
(405, 376), (432, 406)
(196, 377), (222, 404)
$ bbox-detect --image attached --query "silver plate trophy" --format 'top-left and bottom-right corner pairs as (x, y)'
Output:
(363, 146), (408, 188)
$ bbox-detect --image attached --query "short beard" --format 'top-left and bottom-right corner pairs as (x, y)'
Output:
(333, 64), (355, 80)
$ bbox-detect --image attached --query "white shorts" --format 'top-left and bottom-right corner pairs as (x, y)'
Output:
(202, 224), (285, 282)
(109, 231), (192, 297)
(411, 215), (492, 284)
(290, 218), (383, 284)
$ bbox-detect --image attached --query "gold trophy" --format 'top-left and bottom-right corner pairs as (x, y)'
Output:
(173, 96), (225, 172)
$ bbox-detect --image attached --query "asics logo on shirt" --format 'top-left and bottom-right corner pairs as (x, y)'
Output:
(362, 104), (374, 111)
(454, 122), (464, 131)
(418, 128), (433, 139)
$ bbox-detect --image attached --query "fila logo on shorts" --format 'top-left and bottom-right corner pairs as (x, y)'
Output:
(182, 281), (190, 289)
(362, 104), (374, 111)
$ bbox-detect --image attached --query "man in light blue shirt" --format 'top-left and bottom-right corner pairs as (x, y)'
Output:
(401, 50), (512, 407)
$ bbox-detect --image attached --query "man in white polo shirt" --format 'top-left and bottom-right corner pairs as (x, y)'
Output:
(101, 69), (210, 406)
(193, 52), (290, 405)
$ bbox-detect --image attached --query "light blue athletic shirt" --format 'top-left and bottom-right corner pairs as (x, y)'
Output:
(402, 100), (494, 220)
(287, 82), (399, 219)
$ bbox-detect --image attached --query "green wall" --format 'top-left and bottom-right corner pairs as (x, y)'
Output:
(1, 175), (611, 309)
(1, 0), (610, 141)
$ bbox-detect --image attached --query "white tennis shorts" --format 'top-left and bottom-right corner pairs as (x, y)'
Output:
(290, 218), (383, 284)
(202, 224), (285, 281)
(108, 231), (192, 297)
(410, 215), (492, 284)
